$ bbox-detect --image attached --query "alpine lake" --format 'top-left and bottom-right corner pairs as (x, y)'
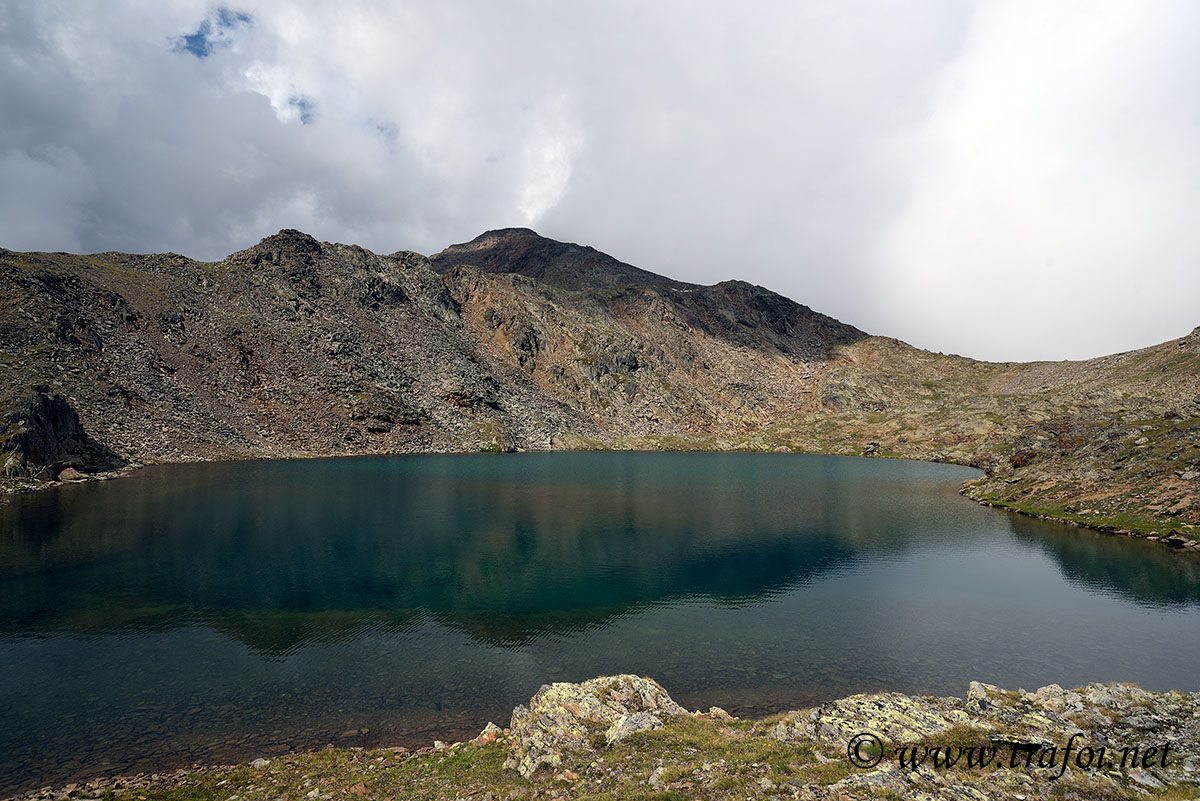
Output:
(2, 452), (1198, 794)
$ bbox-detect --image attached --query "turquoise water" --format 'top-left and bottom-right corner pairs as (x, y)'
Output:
(1, 452), (1198, 792)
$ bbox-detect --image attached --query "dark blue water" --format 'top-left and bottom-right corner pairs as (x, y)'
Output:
(1, 452), (1198, 793)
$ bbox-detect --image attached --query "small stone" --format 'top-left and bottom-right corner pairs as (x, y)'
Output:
(57, 467), (84, 481)
(647, 766), (665, 788)
(250, 758), (270, 770)
(707, 706), (734, 721)
(472, 721), (503, 745)
(967, 681), (995, 710)
(1127, 768), (1165, 790)
(606, 712), (663, 745)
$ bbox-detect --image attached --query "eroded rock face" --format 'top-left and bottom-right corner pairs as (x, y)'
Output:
(504, 674), (686, 776)
(1, 391), (124, 479)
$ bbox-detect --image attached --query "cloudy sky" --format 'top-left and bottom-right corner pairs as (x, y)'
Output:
(2, 1), (1197, 361)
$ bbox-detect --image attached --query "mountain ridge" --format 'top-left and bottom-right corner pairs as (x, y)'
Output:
(1, 229), (1198, 545)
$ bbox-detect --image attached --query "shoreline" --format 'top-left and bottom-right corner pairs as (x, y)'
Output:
(971, 495), (1200, 552)
(5, 675), (1197, 801)
(6, 446), (1199, 555)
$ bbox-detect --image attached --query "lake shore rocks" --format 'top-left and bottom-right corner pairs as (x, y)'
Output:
(503, 674), (686, 776)
(6, 675), (1198, 801)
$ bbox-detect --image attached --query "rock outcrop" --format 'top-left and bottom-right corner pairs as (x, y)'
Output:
(503, 674), (686, 776)
(1, 390), (124, 480)
(494, 674), (1199, 799)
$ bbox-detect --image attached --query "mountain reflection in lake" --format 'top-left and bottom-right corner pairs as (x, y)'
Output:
(1, 452), (1198, 793)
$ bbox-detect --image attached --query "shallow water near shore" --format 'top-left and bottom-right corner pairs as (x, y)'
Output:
(2, 452), (1198, 794)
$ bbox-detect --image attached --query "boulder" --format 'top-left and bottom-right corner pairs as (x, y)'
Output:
(504, 674), (685, 776)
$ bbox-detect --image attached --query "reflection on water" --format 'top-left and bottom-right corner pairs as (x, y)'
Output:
(1, 453), (1198, 793)
(1009, 517), (1200, 607)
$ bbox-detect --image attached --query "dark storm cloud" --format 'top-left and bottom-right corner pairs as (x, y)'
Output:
(1, 1), (1197, 360)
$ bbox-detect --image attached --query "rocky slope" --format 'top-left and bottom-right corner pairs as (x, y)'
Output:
(1, 228), (1198, 542)
(10, 674), (1198, 801)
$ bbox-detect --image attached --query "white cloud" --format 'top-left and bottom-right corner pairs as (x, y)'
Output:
(0, 148), (94, 252)
(517, 96), (583, 226)
(0, 0), (1196, 359)
(869, 0), (1200, 360)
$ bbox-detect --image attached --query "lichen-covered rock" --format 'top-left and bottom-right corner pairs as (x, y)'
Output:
(965, 682), (1099, 745)
(769, 691), (975, 746)
(503, 674), (685, 776)
(605, 711), (663, 745)
(768, 680), (1200, 799)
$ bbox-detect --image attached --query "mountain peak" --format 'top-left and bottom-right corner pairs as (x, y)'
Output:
(225, 229), (323, 269)
(258, 229), (322, 252)
(429, 229), (695, 292)
(474, 227), (540, 240)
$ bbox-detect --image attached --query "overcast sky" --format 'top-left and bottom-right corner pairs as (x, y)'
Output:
(2, 1), (1197, 361)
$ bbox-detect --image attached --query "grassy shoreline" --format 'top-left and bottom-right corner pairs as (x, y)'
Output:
(6, 676), (1198, 801)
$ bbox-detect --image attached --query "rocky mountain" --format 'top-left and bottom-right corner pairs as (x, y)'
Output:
(1, 228), (1198, 543)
